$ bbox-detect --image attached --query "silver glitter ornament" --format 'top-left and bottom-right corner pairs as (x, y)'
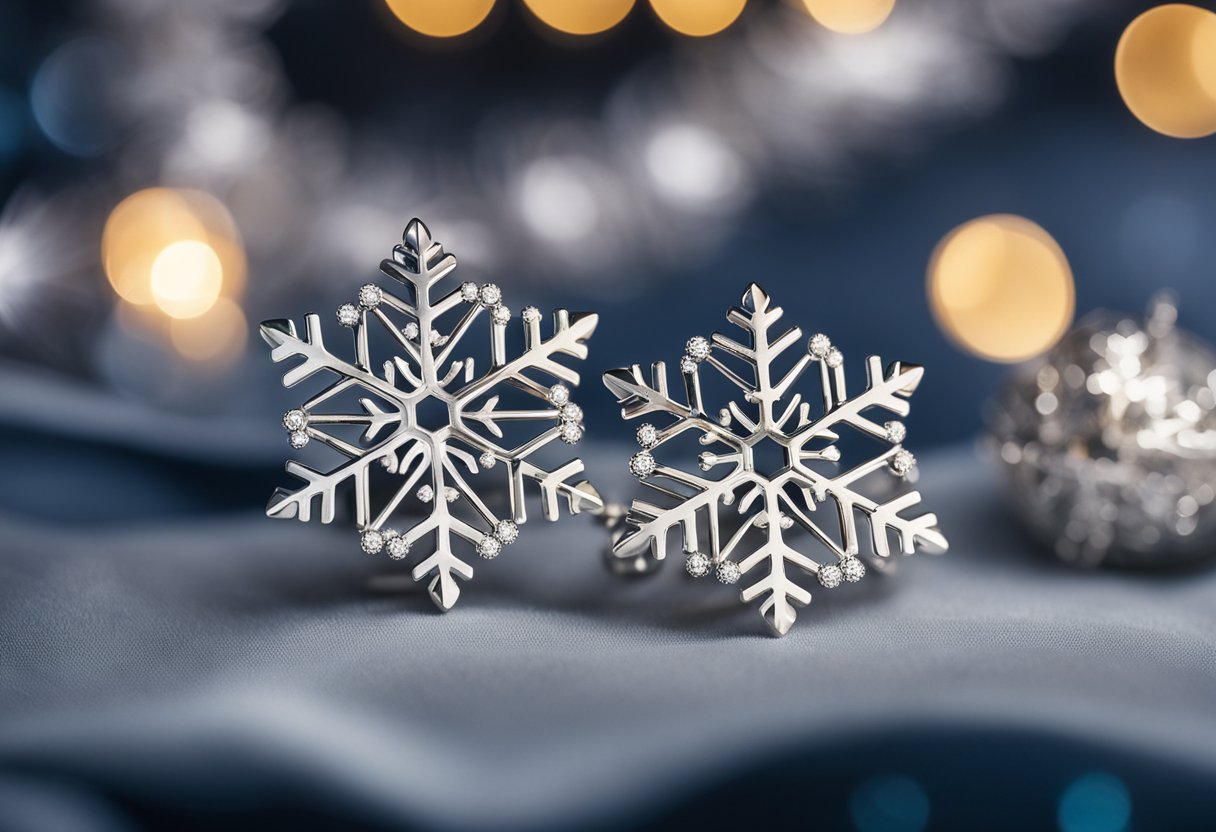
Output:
(987, 294), (1216, 568)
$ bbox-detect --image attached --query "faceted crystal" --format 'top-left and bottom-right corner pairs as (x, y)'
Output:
(685, 552), (711, 577)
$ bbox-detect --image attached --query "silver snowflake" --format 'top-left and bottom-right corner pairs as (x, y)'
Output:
(603, 284), (948, 636)
(261, 219), (602, 610)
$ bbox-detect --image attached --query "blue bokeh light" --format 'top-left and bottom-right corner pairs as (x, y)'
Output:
(1058, 772), (1132, 832)
(849, 774), (930, 832)
(29, 37), (117, 157)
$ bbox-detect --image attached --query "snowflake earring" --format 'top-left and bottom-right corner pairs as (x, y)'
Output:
(261, 218), (605, 611)
(602, 283), (949, 636)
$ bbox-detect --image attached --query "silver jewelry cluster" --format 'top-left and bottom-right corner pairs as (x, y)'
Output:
(987, 294), (1216, 567)
(262, 219), (602, 610)
(603, 284), (948, 636)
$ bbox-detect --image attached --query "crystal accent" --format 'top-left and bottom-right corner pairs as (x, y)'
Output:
(559, 422), (584, 444)
(443, 487), (459, 503)
(491, 304), (511, 325)
(716, 561), (741, 584)
(386, 535), (410, 560)
(358, 284), (383, 310)
(779, 514), (794, 529)
(336, 303), (359, 328)
(416, 485), (434, 503)
(718, 408), (731, 426)
(890, 449), (915, 477)
(629, 451), (657, 479)
(841, 557), (865, 582)
(478, 452), (496, 470)
(560, 403), (583, 423)
(884, 421), (907, 443)
(808, 333), (832, 358)
(825, 348), (844, 369)
(685, 335), (710, 361)
(521, 306), (541, 324)
(460, 282), (479, 302)
(282, 409), (307, 431)
(679, 356), (698, 374)
(495, 520), (519, 544)
(636, 423), (658, 448)
(548, 384), (571, 406)
(477, 536), (502, 559)
(403, 322), (420, 340)
(478, 283), (502, 306)
(685, 552), (711, 577)
(289, 430), (309, 449)
(360, 530), (384, 554)
(818, 564), (843, 588)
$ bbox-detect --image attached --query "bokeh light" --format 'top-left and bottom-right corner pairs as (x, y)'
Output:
(524, 0), (636, 35)
(169, 296), (248, 365)
(1058, 773), (1132, 832)
(519, 158), (600, 242)
(102, 188), (245, 308)
(150, 240), (223, 319)
(645, 123), (745, 207)
(1115, 4), (1216, 139)
(650, 0), (746, 37)
(849, 775), (930, 832)
(928, 214), (1074, 363)
(30, 37), (118, 157)
(383, 0), (496, 37)
(802, 0), (896, 34)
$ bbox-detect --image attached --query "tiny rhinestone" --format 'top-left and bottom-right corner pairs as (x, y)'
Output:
(379, 455), (393, 470)
(357, 283), (383, 310)
(444, 487), (459, 503)
(478, 452), (497, 470)
(629, 451), (657, 479)
(818, 564), (843, 589)
(559, 422), (584, 444)
(403, 322), (420, 340)
(460, 282), (479, 302)
(680, 356), (698, 374)
(477, 536), (502, 559)
(386, 536), (410, 560)
(416, 485), (434, 503)
(890, 449), (916, 477)
(429, 329), (444, 346)
(716, 561), (741, 585)
(718, 408), (731, 426)
(478, 283), (502, 306)
(636, 424), (658, 448)
(282, 409), (307, 431)
(560, 403), (583, 423)
(491, 304), (511, 325)
(336, 303), (360, 328)
(841, 557), (866, 582)
(548, 384), (571, 406)
(521, 306), (541, 324)
(808, 333), (832, 358)
(685, 552), (711, 577)
(699, 452), (718, 471)
(885, 421), (907, 444)
(289, 430), (309, 449)
(360, 530), (384, 555)
(825, 348), (844, 369)
(685, 336), (711, 362)
(495, 520), (519, 545)
(779, 514), (794, 530)
(755, 515), (769, 529)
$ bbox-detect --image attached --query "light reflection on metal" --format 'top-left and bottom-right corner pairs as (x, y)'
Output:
(988, 294), (1216, 567)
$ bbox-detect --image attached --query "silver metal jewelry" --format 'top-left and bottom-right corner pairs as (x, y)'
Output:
(603, 283), (948, 636)
(261, 219), (604, 610)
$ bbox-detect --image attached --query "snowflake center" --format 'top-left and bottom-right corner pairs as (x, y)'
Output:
(411, 394), (454, 435)
(742, 432), (790, 475)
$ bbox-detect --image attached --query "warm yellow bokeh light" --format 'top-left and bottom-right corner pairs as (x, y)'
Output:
(650, 0), (745, 37)
(383, 0), (496, 37)
(928, 215), (1075, 363)
(1115, 4), (1216, 138)
(170, 297), (248, 366)
(150, 240), (223, 320)
(102, 188), (245, 309)
(524, 0), (635, 35)
(802, 0), (895, 34)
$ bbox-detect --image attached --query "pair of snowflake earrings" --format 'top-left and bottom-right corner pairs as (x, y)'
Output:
(262, 219), (947, 636)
